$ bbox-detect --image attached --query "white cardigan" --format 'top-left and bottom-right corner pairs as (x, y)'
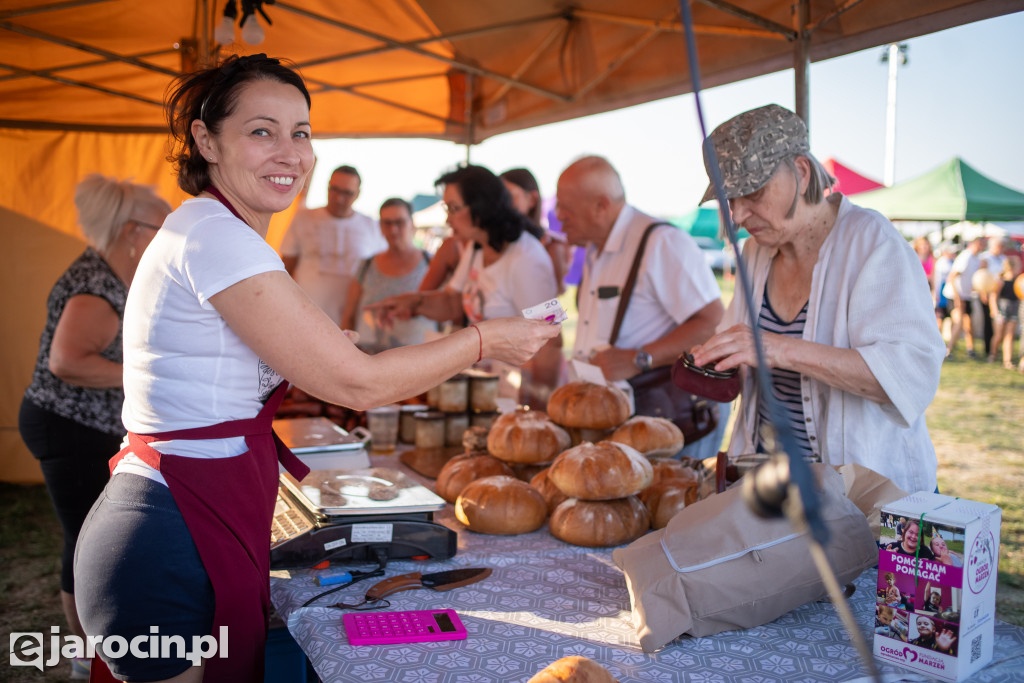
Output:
(725, 195), (945, 494)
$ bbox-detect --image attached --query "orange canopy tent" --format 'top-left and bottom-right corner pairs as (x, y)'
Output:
(1, 0), (1018, 482)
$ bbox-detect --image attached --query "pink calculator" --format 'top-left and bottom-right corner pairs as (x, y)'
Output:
(342, 609), (467, 645)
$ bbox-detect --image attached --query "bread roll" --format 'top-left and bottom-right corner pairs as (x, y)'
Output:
(639, 479), (697, 529)
(547, 382), (630, 430)
(547, 441), (653, 500)
(435, 452), (514, 504)
(529, 467), (569, 514)
(548, 496), (650, 547)
(486, 410), (571, 464)
(609, 416), (684, 458)
(649, 458), (702, 487)
(527, 655), (619, 683)
(454, 475), (548, 535)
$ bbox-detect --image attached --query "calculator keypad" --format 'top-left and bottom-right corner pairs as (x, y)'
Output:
(342, 609), (466, 645)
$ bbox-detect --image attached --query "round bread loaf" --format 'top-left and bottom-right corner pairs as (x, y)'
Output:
(649, 458), (702, 487)
(548, 496), (650, 547)
(527, 655), (619, 683)
(547, 441), (653, 500)
(609, 415), (684, 458)
(486, 410), (570, 464)
(546, 381), (630, 430)
(454, 475), (548, 535)
(435, 452), (514, 504)
(529, 467), (569, 514)
(639, 479), (697, 529)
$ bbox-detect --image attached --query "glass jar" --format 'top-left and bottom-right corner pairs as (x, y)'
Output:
(438, 374), (469, 413)
(426, 384), (440, 409)
(399, 404), (427, 444)
(469, 374), (500, 412)
(414, 411), (447, 450)
(469, 410), (499, 430)
(444, 412), (470, 447)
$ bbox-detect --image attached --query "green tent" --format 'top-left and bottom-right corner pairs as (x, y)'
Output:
(670, 207), (749, 248)
(854, 158), (1024, 222)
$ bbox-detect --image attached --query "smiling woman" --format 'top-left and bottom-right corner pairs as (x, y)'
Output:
(71, 55), (559, 683)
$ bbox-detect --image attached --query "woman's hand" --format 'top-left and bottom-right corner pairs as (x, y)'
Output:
(691, 324), (780, 372)
(364, 292), (422, 328)
(476, 318), (561, 366)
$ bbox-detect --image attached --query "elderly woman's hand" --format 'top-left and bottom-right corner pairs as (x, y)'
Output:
(691, 323), (783, 372)
(476, 317), (561, 366)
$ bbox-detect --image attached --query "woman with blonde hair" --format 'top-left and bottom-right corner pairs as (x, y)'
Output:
(19, 173), (170, 679)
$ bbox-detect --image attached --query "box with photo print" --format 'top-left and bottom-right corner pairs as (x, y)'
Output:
(874, 493), (1001, 682)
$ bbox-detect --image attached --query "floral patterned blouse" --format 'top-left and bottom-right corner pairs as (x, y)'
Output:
(23, 247), (127, 435)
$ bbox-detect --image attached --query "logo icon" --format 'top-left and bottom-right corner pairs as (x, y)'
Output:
(902, 647), (919, 663)
(968, 531), (995, 594)
(9, 633), (44, 671)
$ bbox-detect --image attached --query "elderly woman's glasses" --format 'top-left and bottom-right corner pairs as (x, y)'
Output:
(443, 202), (467, 215)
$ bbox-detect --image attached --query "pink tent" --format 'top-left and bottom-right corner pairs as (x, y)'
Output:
(823, 158), (884, 196)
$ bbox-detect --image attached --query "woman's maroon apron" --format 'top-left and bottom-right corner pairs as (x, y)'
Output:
(91, 382), (309, 683)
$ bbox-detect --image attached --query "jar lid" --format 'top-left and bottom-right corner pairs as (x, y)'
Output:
(401, 404), (428, 412)
(414, 410), (446, 421)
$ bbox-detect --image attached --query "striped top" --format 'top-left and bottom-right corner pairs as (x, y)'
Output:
(755, 285), (817, 460)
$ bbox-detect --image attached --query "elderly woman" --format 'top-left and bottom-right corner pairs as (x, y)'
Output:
(18, 173), (169, 680)
(342, 197), (433, 351)
(691, 104), (945, 494)
(373, 164), (563, 408)
(73, 55), (557, 683)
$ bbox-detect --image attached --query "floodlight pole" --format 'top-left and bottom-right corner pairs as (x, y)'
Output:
(882, 43), (908, 187)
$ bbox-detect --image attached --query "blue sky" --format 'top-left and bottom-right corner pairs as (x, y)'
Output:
(310, 11), (1024, 220)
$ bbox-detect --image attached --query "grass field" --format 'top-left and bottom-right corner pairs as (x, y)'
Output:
(2, 277), (1021, 681)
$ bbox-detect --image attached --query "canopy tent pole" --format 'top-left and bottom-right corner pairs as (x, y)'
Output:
(794, 0), (810, 130)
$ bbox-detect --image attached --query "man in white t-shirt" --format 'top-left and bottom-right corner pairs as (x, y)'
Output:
(944, 236), (985, 358)
(279, 165), (385, 324)
(556, 155), (725, 458)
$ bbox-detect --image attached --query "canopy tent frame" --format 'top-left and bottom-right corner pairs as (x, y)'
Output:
(4, 1), (1017, 139)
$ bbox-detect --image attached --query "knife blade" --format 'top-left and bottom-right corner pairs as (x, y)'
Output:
(365, 567), (492, 602)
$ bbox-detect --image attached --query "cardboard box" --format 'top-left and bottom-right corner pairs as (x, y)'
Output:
(874, 492), (1001, 681)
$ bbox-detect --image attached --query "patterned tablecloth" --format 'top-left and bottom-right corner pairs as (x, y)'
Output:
(270, 464), (1024, 683)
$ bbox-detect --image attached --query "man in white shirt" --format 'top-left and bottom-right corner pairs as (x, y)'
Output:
(944, 236), (985, 358)
(556, 155), (725, 458)
(279, 165), (385, 324)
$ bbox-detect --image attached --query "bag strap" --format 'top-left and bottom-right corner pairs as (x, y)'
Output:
(609, 221), (673, 347)
(357, 257), (373, 284)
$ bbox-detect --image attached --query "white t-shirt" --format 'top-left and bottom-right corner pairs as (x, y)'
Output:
(948, 249), (981, 298)
(573, 205), (720, 359)
(447, 232), (557, 322)
(117, 198), (287, 484)
(279, 206), (384, 324)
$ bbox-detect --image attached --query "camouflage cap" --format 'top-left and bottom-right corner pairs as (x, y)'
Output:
(700, 104), (810, 204)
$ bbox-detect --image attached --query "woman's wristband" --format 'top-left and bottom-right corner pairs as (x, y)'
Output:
(470, 324), (483, 363)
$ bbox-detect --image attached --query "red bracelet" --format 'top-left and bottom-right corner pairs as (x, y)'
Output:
(470, 324), (483, 363)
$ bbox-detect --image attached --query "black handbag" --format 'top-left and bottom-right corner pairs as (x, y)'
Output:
(609, 222), (719, 445)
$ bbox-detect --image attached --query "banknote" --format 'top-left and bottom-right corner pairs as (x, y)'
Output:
(522, 297), (567, 324)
